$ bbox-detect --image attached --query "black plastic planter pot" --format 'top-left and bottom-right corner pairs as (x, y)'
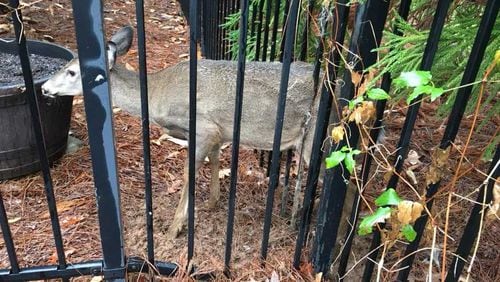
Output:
(0, 39), (74, 180)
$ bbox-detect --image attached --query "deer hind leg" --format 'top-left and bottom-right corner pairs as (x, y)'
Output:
(207, 143), (221, 209)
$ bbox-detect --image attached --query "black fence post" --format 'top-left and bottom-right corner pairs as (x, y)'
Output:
(224, 0), (250, 275)
(260, 0), (301, 261)
(187, 0), (199, 263)
(135, 0), (155, 265)
(292, 0), (350, 269)
(336, 0), (412, 278)
(311, 0), (390, 276)
(71, 1), (126, 280)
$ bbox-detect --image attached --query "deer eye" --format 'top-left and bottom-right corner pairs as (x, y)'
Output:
(68, 70), (76, 77)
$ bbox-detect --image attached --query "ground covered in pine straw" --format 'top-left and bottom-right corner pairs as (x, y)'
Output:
(0, 0), (498, 281)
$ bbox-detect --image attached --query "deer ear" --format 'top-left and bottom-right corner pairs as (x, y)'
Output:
(110, 25), (134, 56)
(107, 42), (117, 70)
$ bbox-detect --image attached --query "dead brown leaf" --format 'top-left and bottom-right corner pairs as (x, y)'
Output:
(397, 200), (424, 225)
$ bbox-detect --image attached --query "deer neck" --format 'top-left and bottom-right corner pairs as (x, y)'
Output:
(109, 64), (146, 117)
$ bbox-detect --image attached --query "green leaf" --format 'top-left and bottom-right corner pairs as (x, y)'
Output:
(325, 151), (346, 169)
(352, 149), (362, 155)
(401, 224), (417, 242)
(407, 90), (420, 104)
(344, 152), (356, 174)
(375, 188), (402, 207)
(367, 88), (391, 100)
(358, 207), (392, 236)
(349, 96), (365, 110)
(395, 71), (432, 88)
(429, 87), (444, 101)
(340, 146), (350, 152)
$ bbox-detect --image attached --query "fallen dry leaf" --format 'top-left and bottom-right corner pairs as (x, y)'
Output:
(407, 150), (421, 165)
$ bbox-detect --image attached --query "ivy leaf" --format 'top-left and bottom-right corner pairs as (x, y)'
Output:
(325, 151), (345, 169)
(367, 88), (390, 101)
(349, 95), (365, 110)
(406, 90), (420, 105)
(375, 188), (402, 207)
(344, 152), (356, 174)
(406, 85), (432, 104)
(401, 224), (417, 242)
(429, 87), (444, 101)
(358, 207), (392, 236)
(395, 71), (432, 88)
(340, 146), (350, 152)
(352, 149), (361, 155)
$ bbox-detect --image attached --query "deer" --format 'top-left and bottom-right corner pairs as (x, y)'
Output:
(42, 26), (355, 240)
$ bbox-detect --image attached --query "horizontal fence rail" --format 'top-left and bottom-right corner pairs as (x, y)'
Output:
(0, 0), (497, 280)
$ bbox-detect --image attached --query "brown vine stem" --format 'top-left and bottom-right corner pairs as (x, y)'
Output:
(440, 57), (497, 281)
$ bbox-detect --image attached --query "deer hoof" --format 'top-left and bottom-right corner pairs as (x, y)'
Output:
(167, 220), (185, 239)
(207, 198), (218, 210)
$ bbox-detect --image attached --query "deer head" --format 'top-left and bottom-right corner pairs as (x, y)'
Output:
(41, 25), (134, 97)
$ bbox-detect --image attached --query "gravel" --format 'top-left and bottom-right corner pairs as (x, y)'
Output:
(0, 52), (68, 86)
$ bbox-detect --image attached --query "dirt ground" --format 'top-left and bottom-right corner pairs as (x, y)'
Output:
(0, 0), (498, 281)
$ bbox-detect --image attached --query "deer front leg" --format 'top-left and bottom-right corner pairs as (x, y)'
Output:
(167, 127), (220, 239)
(207, 145), (221, 209)
(167, 163), (190, 239)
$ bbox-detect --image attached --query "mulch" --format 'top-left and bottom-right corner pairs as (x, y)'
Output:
(0, 1), (498, 281)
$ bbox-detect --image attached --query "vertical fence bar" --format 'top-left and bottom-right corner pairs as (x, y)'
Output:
(446, 147), (499, 281)
(293, 0), (351, 269)
(397, 2), (499, 280)
(135, 0), (155, 264)
(0, 193), (19, 273)
(299, 0), (314, 61)
(250, 0), (258, 41)
(9, 0), (68, 272)
(222, 0), (229, 59)
(363, 0), (453, 280)
(71, 1), (126, 279)
(311, 0), (390, 275)
(260, 0), (301, 261)
(220, 0), (231, 60)
(210, 1), (217, 59)
(337, 0), (412, 278)
(280, 149), (294, 216)
(187, 0), (198, 262)
(205, 1), (212, 59)
(201, 0), (208, 57)
(269, 0), (281, 60)
(224, 0), (250, 275)
(254, 0), (265, 60)
(279, 0), (291, 61)
(216, 0), (223, 59)
(260, 0), (273, 61)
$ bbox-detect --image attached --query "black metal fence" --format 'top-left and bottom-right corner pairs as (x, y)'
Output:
(0, 0), (498, 280)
